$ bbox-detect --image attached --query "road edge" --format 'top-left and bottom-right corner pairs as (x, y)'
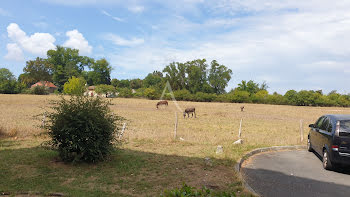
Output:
(234, 145), (307, 197)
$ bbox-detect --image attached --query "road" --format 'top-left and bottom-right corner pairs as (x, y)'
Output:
(241, 150), (350, 197)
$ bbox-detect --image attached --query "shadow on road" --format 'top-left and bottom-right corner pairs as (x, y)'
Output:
(243, 167), (350, 197)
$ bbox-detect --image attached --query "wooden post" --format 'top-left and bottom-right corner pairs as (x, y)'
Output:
(42, 112), (46, 127)
(300, 119), (303, 142)
(119, 123), (126, 139)
(174, 112), (178, 140)
(238, 118), (243, 138)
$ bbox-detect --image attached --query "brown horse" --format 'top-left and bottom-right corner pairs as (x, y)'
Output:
(156, 100), (168, 109)
(183, 107), (196, 118)
(240, 106), (245, 112)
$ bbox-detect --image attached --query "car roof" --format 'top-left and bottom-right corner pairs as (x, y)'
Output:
(325, 114), (350, 121)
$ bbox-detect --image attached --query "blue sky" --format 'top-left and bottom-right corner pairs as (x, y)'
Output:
(1, 0), (350, 94)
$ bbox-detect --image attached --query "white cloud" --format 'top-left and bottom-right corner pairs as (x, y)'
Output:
(105, 33), (144, 47)
(63, 29), (92, 55)
(128, 6), (144, 13)
(4, 43), (24, 61)
(6, 23), (56, 57)
(101, 10), (124, 22)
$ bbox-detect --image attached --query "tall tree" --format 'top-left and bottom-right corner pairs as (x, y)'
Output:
(143, 71), (163, 88)
(87, 58), (112, 85)
(47, 46), (93, 91)
(185, 59), (208, 93)
(22, 57), (54, 85)
(0, 68), (17, 94)
(208, 60), (232, 94)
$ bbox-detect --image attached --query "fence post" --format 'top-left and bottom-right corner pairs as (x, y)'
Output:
(300, 119), (304, 142)
(174, 112), (178, 140)
(119, 123), (126, 140)
(42, 112), (46, 128)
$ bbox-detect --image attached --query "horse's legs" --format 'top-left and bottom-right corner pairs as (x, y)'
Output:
(194, 111), (196, 118)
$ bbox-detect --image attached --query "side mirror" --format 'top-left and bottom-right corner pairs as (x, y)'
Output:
(309, 124), (314, 128)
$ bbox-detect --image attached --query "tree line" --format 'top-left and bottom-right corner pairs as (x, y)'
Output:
(0, 46), (350, 107)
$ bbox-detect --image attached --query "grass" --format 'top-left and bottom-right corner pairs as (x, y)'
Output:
(1, 94), (350, 196)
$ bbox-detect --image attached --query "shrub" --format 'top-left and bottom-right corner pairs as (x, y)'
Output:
(32, 85), (49, 95)
(174, 89), (193, 101)
(144, 87), (158, 100)
(194, 92), (217, 102)
(63, 76), (86, 96)
(46, 96), (123, 163)
(162, 184), (236, 197)
(95, 84), (116, 97)
(117, 88), (133, 98)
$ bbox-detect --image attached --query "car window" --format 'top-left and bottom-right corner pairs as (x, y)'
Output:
(315, 116), (325, 129)
(328, 120), (333, 132)
(340, 120), (350, 132)
(320, 118), (329, 131)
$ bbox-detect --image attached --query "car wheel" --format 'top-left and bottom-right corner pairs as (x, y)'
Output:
(323, 150), (333, 170)
(307, 137), (313, 152)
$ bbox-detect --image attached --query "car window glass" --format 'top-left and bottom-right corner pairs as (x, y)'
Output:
(340, 120), (350, 133)
(315, 117), (325, 129)
(328, 120), (333, 132)
(320, 118), (329, 131)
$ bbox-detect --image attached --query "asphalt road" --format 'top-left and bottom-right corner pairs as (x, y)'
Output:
(241, 150), (350, 197)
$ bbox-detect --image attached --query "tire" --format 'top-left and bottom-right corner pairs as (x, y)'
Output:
(307, 137), (313, 152)
(323, 150), (333, 170)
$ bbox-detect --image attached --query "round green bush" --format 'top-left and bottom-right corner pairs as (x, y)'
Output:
(47, 96), (123, 163)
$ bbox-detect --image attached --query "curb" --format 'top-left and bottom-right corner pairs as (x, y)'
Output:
(234, 145), (307, 197)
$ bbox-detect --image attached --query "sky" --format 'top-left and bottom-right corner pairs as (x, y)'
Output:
(1, 0), (350, 94)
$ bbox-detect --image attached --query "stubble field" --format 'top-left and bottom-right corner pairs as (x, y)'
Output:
(1, 94), (350, 196)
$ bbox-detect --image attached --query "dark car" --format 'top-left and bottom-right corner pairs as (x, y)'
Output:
(308, 114), (350, 170)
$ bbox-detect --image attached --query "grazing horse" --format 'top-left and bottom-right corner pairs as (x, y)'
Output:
(240, 106), (245, 112)
(156, 100), (168, 109)
(183, 107), (196, 118)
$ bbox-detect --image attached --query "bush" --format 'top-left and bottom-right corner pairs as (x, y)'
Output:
(32, 85), (49, 95)
(174, 89), (193, 101)
(95, 84), (116, 97)
(144, 87), (158, 100)
(194, 92), (217, 102)
(63, 76), (86, 96)
(46, 96), (123, 163)
(117, 88), (133, 98)
(162, 184), (236, 197)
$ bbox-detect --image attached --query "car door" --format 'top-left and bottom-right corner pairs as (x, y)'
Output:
(311, 116), (325, 154)
(318, 117), (332, 153)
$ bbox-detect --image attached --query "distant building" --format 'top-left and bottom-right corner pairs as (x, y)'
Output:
(84, 86), (97, 97)
(31, 81), (58, 93)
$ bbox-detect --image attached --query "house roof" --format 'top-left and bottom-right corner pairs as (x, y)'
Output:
(31, 81), (57, 88)
(88, 86), (95, 90)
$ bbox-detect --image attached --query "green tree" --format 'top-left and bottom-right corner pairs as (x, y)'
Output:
(117, 79), (131, 88)
(163, 62), (187, 91)
(22, 57), (54, 85)
(0, 68), (18, 94)
(208, 60), (232, 94)
(95, 84), (116, 97)
(144, 87), (157, 100)
(284, 90), (298, 105)
(63, 76), (86, 96)
(111, 78), (120, 87)
(47, 46), (93, 91)
(237, 80), (260, 96)
(252, 90), (269, 103)
(130, 78), (142, 89)
(143, 71), (163, 88)
(185, 59), (208, 93)
(87, 58), (112, 85)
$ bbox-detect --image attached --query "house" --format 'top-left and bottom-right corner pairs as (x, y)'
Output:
(31, 81), (58, 93)
(84, 86), (97, 97)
